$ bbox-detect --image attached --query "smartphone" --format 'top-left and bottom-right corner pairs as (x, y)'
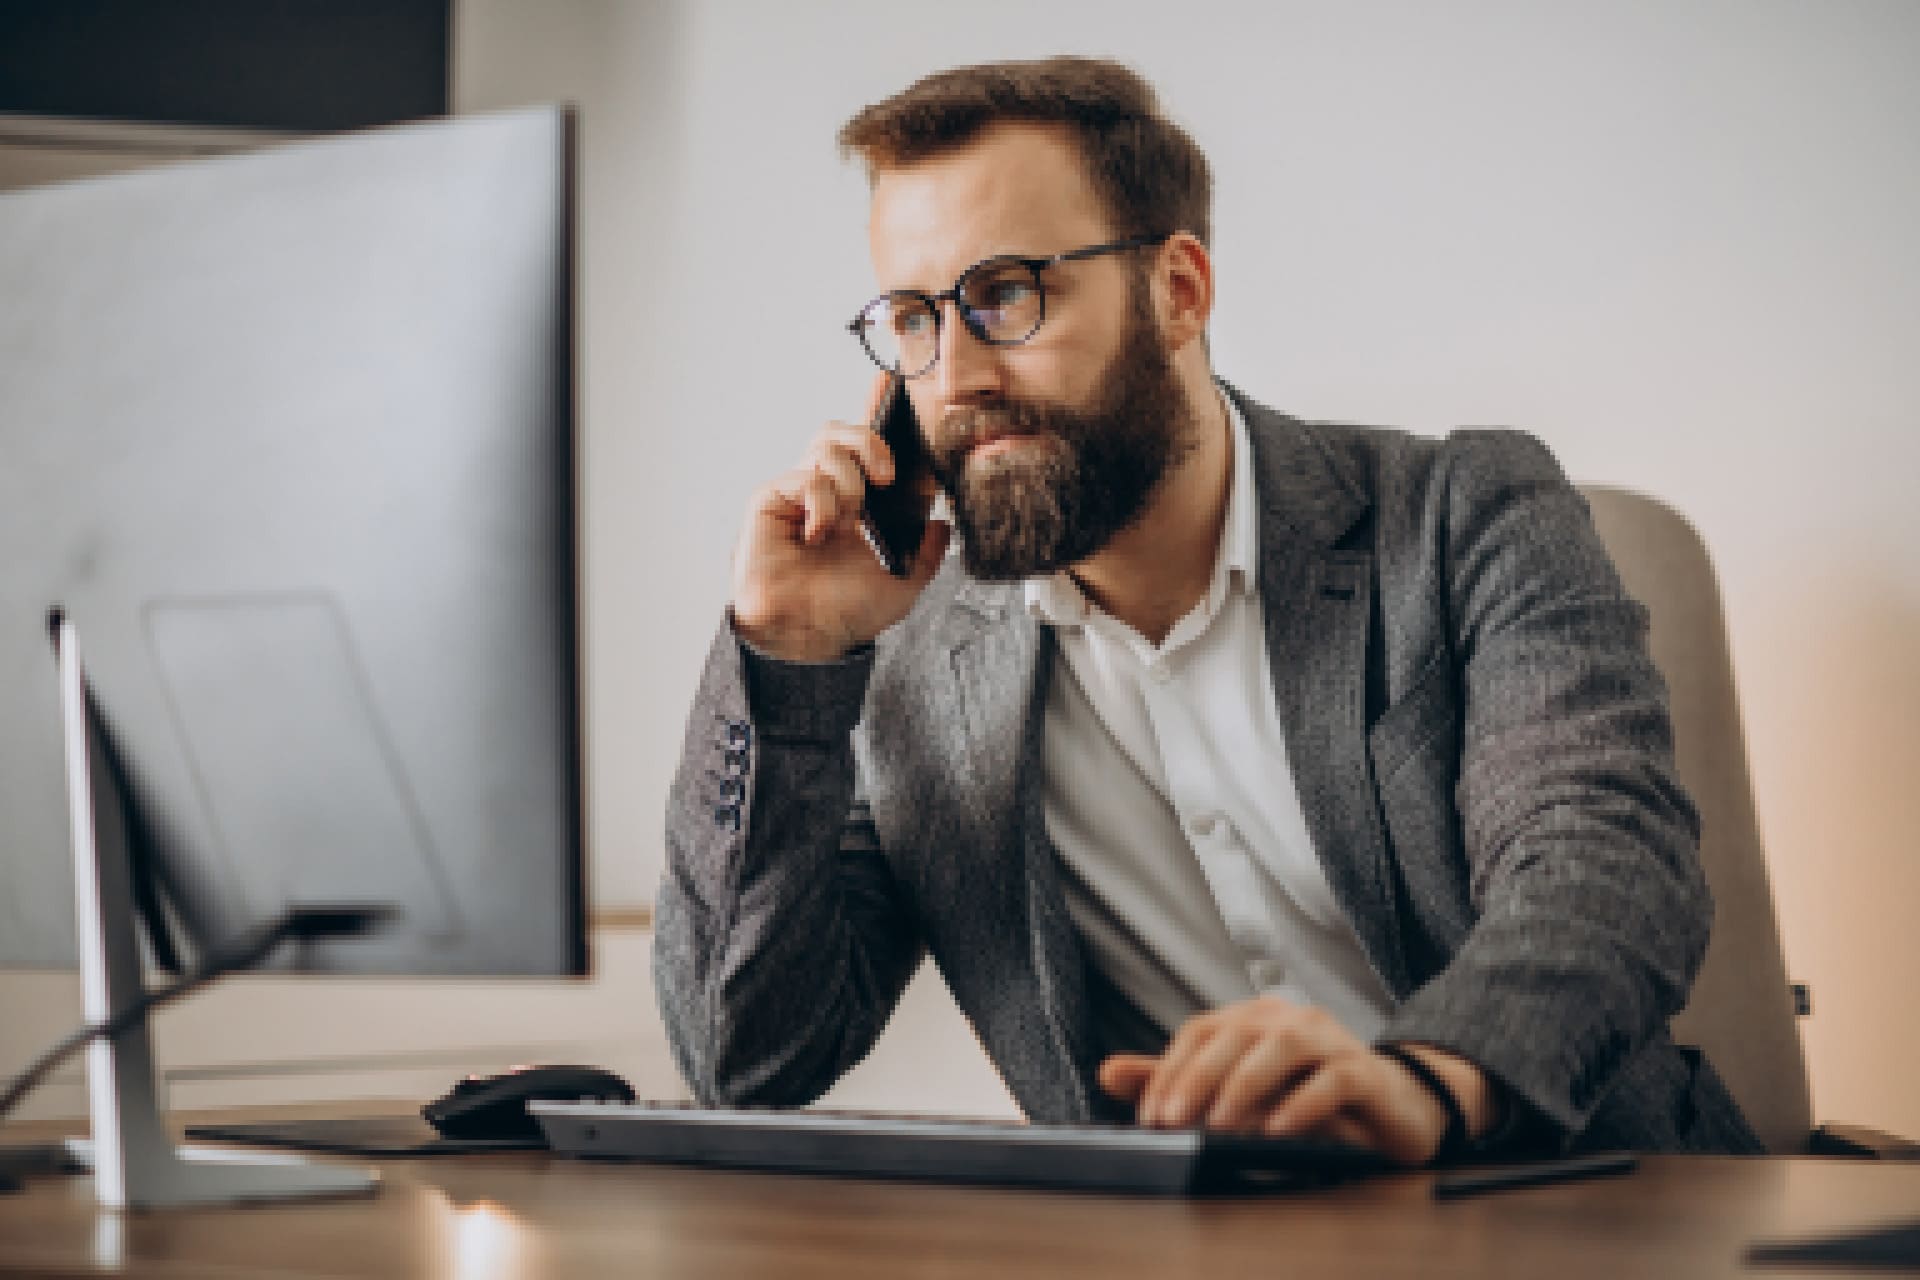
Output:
(859, 375), (938, 577)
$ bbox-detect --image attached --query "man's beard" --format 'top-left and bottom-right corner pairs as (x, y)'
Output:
(928, 282), (1197, 583)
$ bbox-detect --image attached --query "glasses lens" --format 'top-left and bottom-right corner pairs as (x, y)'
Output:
(957, 261), (1043, 344)
(856, 293), (939, 376)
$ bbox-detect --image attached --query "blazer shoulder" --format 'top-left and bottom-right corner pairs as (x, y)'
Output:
(1229, 392), (1588, 592)
(1275, 415), (1576, 551)
(1291, 415), (1569, 507)
(1225, 381), (1569, 474)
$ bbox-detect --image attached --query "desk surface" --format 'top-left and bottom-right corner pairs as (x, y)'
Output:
(3, 1103), (1918, 1278)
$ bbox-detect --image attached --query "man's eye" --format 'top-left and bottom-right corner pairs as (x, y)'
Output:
(973, 277), (1035, 311)
(890, 306), (935, 338)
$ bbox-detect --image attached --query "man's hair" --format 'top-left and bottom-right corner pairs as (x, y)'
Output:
(838, 56), (1213, 247)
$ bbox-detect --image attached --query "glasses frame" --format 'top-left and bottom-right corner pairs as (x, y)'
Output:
(848, 231), (1172, 378)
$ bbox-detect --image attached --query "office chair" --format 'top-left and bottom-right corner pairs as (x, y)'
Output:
(1581, 487), (1915, 1158)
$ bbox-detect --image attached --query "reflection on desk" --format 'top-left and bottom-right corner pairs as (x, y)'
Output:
(4, 1101), (1920, 1278)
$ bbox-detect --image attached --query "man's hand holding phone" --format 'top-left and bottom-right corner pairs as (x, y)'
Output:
(731, 374), (948, 664)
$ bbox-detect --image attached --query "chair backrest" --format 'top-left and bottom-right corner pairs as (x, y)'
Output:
(1581, 486), (1812, 1153)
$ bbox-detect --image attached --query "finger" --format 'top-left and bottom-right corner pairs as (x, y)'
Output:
(1203, 1009), (1347, 1127)
(805, 438), (870, 507)
(1205, 1030), (1324, 1132)
(1257, 1055), (1365, 1140)
(1097, 1053), (1158, 1104)
(1099, 1056), (1156, 1104)
(761, 463), (814, 503)
(818, 422), (896, 488)
(749, 474), (817, 545)
(1139, 1017), (1217, 1126)
(1313, 1112), (1374, 1152)
(1148, 1024), (1257, 1129)
(1262, 1055), (1437, 1166)
(1262, 1100), (1372, 1148)
(800, 465), (843, 544)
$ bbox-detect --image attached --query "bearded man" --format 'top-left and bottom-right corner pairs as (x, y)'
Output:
(654, 56), (1761, 1163)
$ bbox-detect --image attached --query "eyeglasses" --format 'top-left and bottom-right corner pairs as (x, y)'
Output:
(848, 232), (1171, 378)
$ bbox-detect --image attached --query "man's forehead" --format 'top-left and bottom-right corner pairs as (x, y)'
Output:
(866, 124), (1110, 284)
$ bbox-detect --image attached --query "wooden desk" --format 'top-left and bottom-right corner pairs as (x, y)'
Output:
(3, 1104), (1917, 1278)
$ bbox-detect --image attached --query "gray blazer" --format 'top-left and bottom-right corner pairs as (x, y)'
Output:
(655, 388), (1761, 1155)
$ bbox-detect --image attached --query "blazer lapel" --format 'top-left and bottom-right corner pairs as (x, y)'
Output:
(939, 583), (1099, 1120)
(938, 581), (1033, 823)
(1235, 389), (1411, 999)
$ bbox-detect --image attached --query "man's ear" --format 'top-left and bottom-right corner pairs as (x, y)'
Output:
(1155, 232), (1213, 352)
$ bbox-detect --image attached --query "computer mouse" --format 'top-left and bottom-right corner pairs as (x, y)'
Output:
(422, 1063), (636, 1141)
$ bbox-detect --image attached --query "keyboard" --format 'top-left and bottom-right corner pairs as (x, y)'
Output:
(530, 1099), (1389, 1194)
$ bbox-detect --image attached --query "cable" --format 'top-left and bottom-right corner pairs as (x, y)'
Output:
(0, 904), (397, 1123)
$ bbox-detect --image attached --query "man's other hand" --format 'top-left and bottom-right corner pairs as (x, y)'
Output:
(1096, 996), (1501, 1167)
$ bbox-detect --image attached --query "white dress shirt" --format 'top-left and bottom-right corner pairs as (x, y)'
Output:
(1026, 396), (1396, 1051)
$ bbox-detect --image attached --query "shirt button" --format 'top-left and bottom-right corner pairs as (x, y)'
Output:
(1146, 662), (1171, 684)
(1192, 812), (1236, 843)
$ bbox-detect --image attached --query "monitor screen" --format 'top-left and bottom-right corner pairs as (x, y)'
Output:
(0, 105), (584, 977)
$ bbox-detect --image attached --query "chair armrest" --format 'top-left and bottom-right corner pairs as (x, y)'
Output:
(1809, 1124), (1920, 1160)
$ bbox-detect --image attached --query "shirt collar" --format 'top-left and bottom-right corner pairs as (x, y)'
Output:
(1219, 390), (1259, 596)
(1024, 389), (1258, 627)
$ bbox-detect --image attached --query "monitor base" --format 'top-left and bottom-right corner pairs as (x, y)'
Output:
(62, 1137), (377, 1208)
(54, 620), (379, 1209)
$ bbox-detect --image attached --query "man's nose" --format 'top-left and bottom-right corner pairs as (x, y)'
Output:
(931, 303), (1004, 409)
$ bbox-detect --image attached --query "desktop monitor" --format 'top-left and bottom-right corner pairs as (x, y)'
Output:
(0, 105), (585, 980)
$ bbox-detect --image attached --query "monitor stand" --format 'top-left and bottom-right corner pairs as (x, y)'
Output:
(51, 617), (378, 1209)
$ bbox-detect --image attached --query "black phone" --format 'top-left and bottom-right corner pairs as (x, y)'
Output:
(860, 375), (937, 577)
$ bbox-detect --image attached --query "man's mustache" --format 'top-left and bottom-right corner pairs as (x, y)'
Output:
(937, 402), (1060, 459)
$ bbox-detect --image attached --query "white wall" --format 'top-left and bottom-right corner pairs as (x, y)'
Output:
(455, 0), (1920, 1138)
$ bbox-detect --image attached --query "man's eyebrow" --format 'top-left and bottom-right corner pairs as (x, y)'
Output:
(887, 249), (1039, 291)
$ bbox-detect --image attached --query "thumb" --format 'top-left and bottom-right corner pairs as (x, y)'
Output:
(904, 519), (952, 590)
(862, 369), (898, 424)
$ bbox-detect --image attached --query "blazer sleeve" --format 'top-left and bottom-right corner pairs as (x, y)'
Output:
(1377, 430), (1710, 1139)
(652, 618), (923, 1106)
